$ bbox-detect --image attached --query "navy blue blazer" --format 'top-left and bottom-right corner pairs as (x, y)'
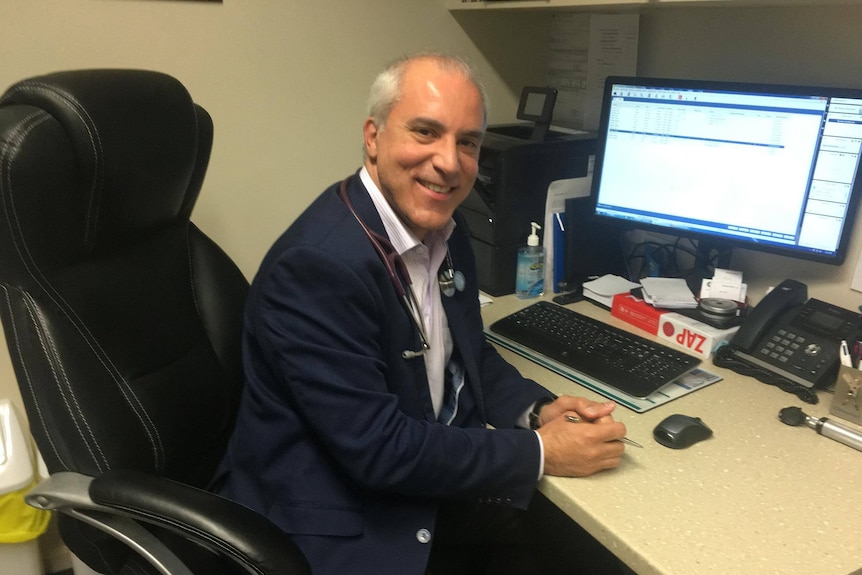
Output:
(215, 175), (550, 575)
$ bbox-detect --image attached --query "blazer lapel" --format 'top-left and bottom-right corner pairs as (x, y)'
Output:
(344, 174), (438, 422)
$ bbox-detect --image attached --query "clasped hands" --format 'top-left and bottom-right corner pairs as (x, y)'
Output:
(535, 395), (627, 477)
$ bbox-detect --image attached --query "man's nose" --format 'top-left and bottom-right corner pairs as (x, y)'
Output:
(432, 137), (460, 176)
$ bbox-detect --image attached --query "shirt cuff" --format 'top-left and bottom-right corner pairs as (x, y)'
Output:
(534, 430), (545, 480)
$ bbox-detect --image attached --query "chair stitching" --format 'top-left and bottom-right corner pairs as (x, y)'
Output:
(0, 284), (66, 469)
(5, 80), (104, 248)
(1, 109), (165, 471)
(24, 291), (108, 472)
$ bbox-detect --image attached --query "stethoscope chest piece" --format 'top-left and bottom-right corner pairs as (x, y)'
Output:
(454, 271), (465, 292)
(439, 269), (456, 297)
(438, 253), (465, 298)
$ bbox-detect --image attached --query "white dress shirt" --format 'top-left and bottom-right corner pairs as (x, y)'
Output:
(359, 168), (545, 477)
(360, 168), (453, 417)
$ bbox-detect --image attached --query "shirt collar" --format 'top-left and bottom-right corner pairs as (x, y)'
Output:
(359, 166), (455, 256)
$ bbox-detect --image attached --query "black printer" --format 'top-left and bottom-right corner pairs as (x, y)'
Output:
(458, 124), (596, 296)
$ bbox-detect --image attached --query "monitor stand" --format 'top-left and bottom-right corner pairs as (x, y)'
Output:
(529, 120), (550, 142)
(687, 239), (733, 295)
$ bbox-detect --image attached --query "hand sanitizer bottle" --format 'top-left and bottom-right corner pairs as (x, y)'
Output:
(516, 222), (545, 298)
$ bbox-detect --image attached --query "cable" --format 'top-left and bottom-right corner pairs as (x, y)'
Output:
(712, 345), (819, 404)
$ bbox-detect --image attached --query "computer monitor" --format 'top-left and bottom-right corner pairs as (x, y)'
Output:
(590, 76), (862, 282)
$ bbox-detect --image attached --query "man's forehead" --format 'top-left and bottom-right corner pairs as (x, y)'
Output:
(395, 68), (485, 120)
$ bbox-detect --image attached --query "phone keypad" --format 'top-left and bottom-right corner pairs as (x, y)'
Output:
(760, 328), (828, 377)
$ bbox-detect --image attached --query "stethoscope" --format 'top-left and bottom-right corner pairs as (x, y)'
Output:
(338, 176), (465, 359)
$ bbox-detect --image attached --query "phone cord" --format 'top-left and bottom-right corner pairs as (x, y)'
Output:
(712, 345), (819, 404)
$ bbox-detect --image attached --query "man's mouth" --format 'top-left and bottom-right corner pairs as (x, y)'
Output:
(420, 179), (452, 195)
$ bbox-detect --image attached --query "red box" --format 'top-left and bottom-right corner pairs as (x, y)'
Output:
(657, 313), (739, 360)
(611, 293), (668, 335)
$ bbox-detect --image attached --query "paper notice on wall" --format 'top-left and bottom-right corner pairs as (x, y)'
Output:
(547, 13), (590, 129)
(584, 14), (640, 131)
(547, 13), (639, 131)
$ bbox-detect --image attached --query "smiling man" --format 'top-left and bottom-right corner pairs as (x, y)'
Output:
(363, 56), (485, 241)
(215, 52), (628, 575)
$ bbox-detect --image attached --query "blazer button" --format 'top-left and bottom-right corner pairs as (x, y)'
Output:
(416, 528), (432, 544)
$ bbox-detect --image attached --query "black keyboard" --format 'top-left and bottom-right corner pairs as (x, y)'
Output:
(489, 301), (701, 398)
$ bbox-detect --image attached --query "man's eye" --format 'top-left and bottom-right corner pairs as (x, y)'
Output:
(460, 140), (481, 155)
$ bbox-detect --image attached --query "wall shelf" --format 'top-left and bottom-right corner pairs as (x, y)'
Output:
(447, 0), (853, 11)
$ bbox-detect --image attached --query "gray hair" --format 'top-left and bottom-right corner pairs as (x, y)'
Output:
(366, 51), (489, 131)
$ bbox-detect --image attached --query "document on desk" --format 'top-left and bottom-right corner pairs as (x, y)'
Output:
(582, 274), (640, 308)
(485, 328), (722, 412)
(639, 277), (698, 309)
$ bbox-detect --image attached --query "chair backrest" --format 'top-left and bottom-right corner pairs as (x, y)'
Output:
(0, 69), (250, 570)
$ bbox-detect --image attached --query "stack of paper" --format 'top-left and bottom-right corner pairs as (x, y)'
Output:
(639, 277), (698, 309)
(582, 274), (641, 308)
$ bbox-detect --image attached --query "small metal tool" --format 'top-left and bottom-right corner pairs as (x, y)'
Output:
(565, 414), (643, 448)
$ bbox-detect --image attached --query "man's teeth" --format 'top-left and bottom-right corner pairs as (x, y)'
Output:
(422, 181), (450, 194)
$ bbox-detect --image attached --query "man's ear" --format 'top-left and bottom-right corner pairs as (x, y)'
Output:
(363, 118), (380, 160)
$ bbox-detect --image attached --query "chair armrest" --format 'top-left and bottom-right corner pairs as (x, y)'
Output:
(27, 471), (310, 575)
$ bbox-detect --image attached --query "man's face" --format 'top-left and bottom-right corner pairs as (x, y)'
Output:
(364, 59), (485, 241)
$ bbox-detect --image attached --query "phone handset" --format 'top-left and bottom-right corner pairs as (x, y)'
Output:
(729, 278), (808, 353)
(716, 278), (818, 403)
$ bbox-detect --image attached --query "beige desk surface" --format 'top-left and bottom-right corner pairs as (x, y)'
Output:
(483, 295), (862, 575)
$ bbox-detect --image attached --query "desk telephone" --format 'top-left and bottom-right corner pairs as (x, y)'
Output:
(725, 279), (862, 389)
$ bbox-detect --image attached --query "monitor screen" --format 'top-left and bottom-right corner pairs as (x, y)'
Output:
(590, 76), (862, 267)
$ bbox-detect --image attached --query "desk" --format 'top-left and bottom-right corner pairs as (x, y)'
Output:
(483, 295), (862, 575)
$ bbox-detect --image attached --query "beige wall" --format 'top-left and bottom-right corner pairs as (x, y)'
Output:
(0, 2), (533, 569)
(3, 1), (862, 564)
(2, 0), (862, 571)
(0, 0), (537, 428)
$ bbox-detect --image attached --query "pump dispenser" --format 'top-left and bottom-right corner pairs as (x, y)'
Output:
(515, 222), (545, 298)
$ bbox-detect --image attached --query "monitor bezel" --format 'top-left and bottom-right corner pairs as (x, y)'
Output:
(589, 75), (862, 266)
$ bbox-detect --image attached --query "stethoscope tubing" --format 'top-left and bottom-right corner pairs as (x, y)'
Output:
(338, 176), (431, 357)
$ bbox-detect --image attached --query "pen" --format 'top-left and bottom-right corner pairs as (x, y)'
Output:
(565, 414), (643, 448)
(840, 339), (853, 368)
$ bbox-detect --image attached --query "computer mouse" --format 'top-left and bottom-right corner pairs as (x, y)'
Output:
(653, 414), (713, 449)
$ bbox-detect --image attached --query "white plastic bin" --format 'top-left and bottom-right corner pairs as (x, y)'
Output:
(0, 400), (49, 575)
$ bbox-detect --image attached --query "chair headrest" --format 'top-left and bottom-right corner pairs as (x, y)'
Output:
(0, 69), (211, 250)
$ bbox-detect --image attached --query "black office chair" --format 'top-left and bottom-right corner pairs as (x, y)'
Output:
(0, 70), (310, 575)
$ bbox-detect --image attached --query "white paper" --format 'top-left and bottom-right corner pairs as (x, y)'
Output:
(639, 277), (698, 309)
(701, 268), (745, 301)
(701, 279), (748, 303)
(547, 13), (639, 130)
(584, 14), (640, 131)
(582, 273), (640, 307)
(547, 13), (590, 129)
